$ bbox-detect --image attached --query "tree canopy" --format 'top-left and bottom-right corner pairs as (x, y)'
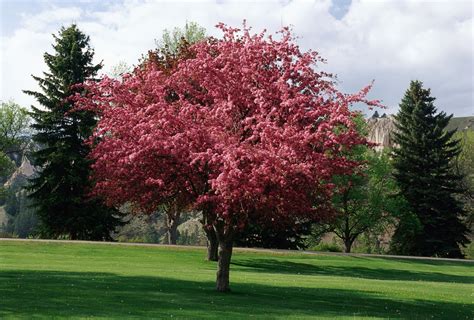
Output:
(0, 100), (30, 200)
(76, 24), (379, 291)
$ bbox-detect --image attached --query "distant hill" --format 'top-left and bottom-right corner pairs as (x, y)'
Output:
(445, 117), (474, 132)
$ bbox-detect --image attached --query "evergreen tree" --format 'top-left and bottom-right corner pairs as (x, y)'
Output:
(24, 25), (122, 240)
(391, 80), (468, 258)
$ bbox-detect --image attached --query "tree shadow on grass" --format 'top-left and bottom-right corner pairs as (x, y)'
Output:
(375, 256), (474, 267)
(0, 269), (472, 319)
(232, 259), (474, 284)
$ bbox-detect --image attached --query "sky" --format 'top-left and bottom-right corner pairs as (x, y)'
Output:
(0, 0), (473, 117)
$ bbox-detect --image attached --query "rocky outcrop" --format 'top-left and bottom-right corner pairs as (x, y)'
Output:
(367, 115), (397, 151)
(366, 115), (474, 151)
(4, 156), (36, 188)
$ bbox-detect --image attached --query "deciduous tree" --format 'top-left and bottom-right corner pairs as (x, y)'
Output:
(453, 130), (474, 229)
(77, 24), (378, 291)
(328, 149), (405, 253)
(0, 101), (29, 168)
(0, 101), (30, 199)
(145, 23), (211, 249)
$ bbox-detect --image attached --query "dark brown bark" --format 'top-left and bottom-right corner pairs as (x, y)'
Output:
(166, 202), (180, 245)
(344, 239), (352, 253)
(167, 219), (178, 245)
(205, 227), (218, 261)
(201, 206), (218, 261)
(342, 196), (352, 253)
(216, 235), (233, 292)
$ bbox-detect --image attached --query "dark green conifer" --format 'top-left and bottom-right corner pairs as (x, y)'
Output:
(24, 25), (122, 240)
(391, 80), (468, 258)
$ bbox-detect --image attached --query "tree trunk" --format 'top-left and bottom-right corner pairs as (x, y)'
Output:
(344, 239), (352, 253)
(167, 220), (178, 245)
(374, 237), (381, 254)
(204, 227), (218, 261)
(201, 206), (218, 261)
(216, 236), (233, 292)
(166, 203), (180, 245)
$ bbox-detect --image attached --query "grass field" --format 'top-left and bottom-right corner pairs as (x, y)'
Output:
(1, 240), (473, 319)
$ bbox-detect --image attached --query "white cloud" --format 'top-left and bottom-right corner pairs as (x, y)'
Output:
(21, 6), (83, 32)
(1, 0), (472, 116)
(328, 0), (473, 115)
(1, 29), (51, 107)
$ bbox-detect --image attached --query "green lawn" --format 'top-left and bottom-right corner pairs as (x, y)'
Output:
(1, 240), (473, 319)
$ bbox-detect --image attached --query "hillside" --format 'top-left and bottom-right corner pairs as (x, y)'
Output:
(1, 240), (473, 319)
(367, 115), (474, 150)
(446, 116), (474, 132)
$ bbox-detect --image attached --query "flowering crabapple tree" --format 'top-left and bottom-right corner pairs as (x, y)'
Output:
(76, 23), (379, 292)
(141, 24), (209, 247)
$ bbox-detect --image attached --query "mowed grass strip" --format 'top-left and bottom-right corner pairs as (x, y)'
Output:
(1, 240), (473, 319)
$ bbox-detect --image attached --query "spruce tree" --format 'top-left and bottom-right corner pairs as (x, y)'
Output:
(391, 80), (468, 258)
(24, 25), (122, 240)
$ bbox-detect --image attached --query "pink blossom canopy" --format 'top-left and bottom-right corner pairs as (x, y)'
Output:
(76, 23), (379, 231)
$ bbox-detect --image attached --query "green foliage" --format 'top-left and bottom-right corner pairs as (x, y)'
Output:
(322, 146), (403, 253)
(389, 209), (421, 254)
(310, 114), (407, 254)
(1, 241), (473, 319)
(452, 129), (474, 228)
(0, 101), (30, 153)
(8, 209), (38, 238)
(0, 154), (15, 184)
(0, 100), (30, 212)
(461, 241), (474, 260)
(109, 60), (131, 79)
(351, 232), (387, 254)
(391, 80), (468, 258)
(24, 25), (122, 240)
(4, 176), (27, 217)
(310, 242), (343, 252)
(0, 101), (30, 190)
(156, 21), (206, 55)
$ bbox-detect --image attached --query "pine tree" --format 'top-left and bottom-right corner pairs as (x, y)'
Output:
(24, 25), (122, 240)
(391, 80), (468, 258)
